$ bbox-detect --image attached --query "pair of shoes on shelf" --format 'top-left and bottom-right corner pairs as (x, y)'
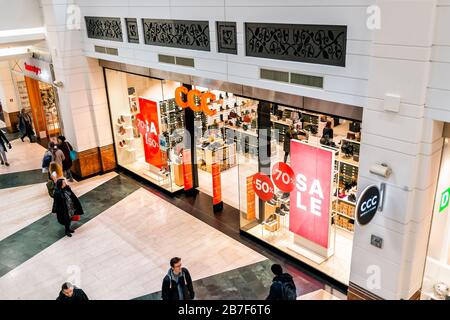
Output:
(281, 192), (290, 200)
(119, 140), (128, 148)
(267, 198), (277, 206)
(265, 214), (276, 223)
(118, 126), (126, 136)
(348, 193), (357, 203)
(275, 207), (285, 216)
(117, 116), (125, 125)
(280, 203), (289, 211)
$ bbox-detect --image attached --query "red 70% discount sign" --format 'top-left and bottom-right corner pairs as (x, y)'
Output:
(252, 173), (275, 201)
(252, 162), (295, 201)
(271, 162), (295, 193)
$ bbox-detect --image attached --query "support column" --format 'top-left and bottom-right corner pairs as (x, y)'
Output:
(0, 61), (20, 133)
(40, 0), (115, 177)
(349, 0), (443, 300)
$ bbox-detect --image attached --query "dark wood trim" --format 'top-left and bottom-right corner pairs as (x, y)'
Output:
(348, 282), (383, 300)
(72, 147), (101, 178)
(99, 144), (117, 172)
(409, 289), (421, 300)
(2, 111), (20, 133)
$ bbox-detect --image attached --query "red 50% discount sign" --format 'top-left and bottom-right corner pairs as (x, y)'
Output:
(252, 173), (275, 201)
(271, 162), (295, 193)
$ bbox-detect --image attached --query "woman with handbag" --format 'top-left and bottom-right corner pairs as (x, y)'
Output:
(57, 136), (75, 182)
(52, 179), (84, 237)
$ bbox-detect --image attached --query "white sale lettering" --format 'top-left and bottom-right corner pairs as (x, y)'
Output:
(296, 174), (323, 217)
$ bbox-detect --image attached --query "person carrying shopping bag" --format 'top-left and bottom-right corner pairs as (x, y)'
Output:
(52, 179), (84, 237)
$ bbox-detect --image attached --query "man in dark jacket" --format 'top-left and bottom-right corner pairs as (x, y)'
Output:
(18, 108), (34, 142)
(52, 179), (84, 237)
(162, 257), (195, 300)
(57, 135), (74, 182)
(266, 264), (297, 300)
(56, 282), (89, 301)
(0, 129), (11, 166)
(283, 126), (293, 163)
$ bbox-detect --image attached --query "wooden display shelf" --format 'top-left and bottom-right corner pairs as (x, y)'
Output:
(341, 137), (360, 145)
(337, 196), (357, 206)
(338, 154), (359, 167)
(334, 225), (354, 233)
(332, 210), (355, 220)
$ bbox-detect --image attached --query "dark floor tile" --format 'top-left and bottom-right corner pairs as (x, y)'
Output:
(0, 175), (139, 278)
(0, 169), (47, 189)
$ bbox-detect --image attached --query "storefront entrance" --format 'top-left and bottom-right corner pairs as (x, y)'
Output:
(10, 56), (63, 143)
(421, 123), (450, 300)
(102, 62), (363, 287)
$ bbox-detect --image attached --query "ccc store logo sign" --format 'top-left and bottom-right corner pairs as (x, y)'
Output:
(175, 87), (217, 116)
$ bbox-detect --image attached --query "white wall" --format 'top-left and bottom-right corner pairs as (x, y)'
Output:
(78, 0), (374, 108)
(427, 1), (450, 122)
(40, 0), (113, 151)
(349, 0), (444, 300)
(0, 61), (20, 113)
(0, 0), (43, 31)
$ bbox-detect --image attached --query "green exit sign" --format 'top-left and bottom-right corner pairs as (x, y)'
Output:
(440, 188), (450, 212)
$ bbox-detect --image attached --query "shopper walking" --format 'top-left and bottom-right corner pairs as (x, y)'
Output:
(56, 282), (89, 301)
(52, 179), (84, 237)
(0, 129), (11, 166)
(322, 120), (334, 139)
(266, 264), (297, 300)
(42, 143), (53, 173)
(57, 136), (74, 182)
(50, 142), (65, 169)
(46, 161), (64, 198)
(161, 257), (195, 300)
(283, 126), (293, 163)
(18, 108), (34, 142)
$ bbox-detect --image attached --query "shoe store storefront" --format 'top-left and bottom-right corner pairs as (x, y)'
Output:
(421, 123), (450, 300)
(10, 55), (63, 140)
(102, 61), (363, 286)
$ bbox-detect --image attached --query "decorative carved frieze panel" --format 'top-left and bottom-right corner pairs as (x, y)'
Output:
(142, 19), (210, 51)
(125, 18), (139, 44)
(217, 21), (237, 54)
(85, 16), (123, 42)
(245, 23), (347, 67)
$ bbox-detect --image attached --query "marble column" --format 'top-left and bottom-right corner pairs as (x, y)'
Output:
(349, 0), (444, 300)
(0, 61), (20, 132)
(40, 0), (115, 176)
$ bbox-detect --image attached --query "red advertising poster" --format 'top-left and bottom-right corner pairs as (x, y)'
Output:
(182, 149), (193, 190)
(246, 175), (256, 220)
(212, 163), (222, 205)
(136, 98), (164, 169)
(289, 141), (333, 248)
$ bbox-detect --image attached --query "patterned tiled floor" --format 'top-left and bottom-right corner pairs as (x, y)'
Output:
(0, 139), (344, 300)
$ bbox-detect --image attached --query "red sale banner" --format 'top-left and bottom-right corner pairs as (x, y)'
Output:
(289, 141), (333, 248)
(182, 149), (193, 190)
(136, 98), (164, 169)
(212, 163), (222, 205)
(252, 173), (274, 201)
(271, 162), (295, 193)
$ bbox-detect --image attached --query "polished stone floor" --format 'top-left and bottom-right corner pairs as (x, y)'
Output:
(0, 138), (345, 300)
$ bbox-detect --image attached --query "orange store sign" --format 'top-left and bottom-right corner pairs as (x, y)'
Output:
(175, 86), (217, 116)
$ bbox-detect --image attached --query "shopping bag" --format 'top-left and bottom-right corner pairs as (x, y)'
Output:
(71, 215), (80, 221)
(69, 150), (78, 161)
